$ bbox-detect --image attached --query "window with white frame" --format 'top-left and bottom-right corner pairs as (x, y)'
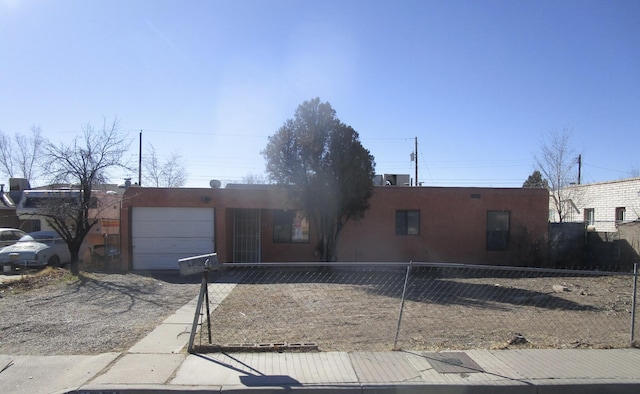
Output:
(584, 208), (594, 226)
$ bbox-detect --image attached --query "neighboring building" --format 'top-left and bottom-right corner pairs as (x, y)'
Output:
(118, 184), (549, 271)
(14, 184), (123, 261)
(0, 183), (19, 228)
(549, 177), (640, 232)
(618, 221), (640, 265)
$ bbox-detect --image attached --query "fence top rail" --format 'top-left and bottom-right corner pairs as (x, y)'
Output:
(220, 261), (638, 277)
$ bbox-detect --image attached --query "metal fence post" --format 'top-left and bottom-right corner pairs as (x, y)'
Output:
(188, 272), (208, 353)
(632, 263), (638, 344)
(393, 261), (413, 350)
(178, 253), (218, 353)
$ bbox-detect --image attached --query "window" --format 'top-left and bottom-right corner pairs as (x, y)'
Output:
(487, 211), (510, 251)
(273, 210), (309, 243)
(24, 195), (98, 208)
(584, 208), (595, 226)
(395, 210), (420, 235)
(20, 219), (41, 232)
(0, 230), (23, 242)
(615, 207), (625, 222)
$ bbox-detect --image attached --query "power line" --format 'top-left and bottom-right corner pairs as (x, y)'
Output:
(583, 162), (633, 175)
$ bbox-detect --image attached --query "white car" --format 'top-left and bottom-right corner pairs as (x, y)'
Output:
(0, 231), (71, 269)
(0, 228), (28, 249)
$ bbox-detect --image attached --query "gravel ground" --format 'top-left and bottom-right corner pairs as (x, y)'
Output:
(0, 269), (200, 355)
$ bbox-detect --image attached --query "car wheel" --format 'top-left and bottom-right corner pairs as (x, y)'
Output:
(47, 256), (60, 267)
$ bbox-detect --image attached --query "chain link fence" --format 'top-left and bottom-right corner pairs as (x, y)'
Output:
(190, 262), (639, 352)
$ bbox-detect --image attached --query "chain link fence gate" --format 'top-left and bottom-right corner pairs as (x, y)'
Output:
(188, 262), (639, 353)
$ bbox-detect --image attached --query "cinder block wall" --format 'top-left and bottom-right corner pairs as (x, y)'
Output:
(560, 178), (640, 232)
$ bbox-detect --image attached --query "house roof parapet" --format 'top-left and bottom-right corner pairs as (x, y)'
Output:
(224, 183), (278, 190)
(565, 176), (640, 189)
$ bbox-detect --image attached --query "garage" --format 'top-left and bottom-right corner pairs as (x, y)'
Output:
(132, 207), (215, 270)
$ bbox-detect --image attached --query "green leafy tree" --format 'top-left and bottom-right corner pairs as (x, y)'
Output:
(262, 98), (375, 262)
(41, 118), (132, 275)
(523, 170), (549, 189)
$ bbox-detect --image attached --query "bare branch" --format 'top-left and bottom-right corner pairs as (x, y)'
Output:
(0, 127), (45, 181)
(142, 143), (188, 187)
(241, 173), (268, 184)
(0, 130), (15, 177)
(15, 126), (44, 181)
(39, 117), (132, 274)
(160, 152), (188, 187)
(535, 127), (579, 222)
(142, 144), (162, 187)
(45, 118), (132, 187)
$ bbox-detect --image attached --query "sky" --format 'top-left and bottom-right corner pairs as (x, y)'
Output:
(0, 0), (638, 188)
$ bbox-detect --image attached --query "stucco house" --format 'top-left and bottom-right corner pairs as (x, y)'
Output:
(117, 183), (549, 271)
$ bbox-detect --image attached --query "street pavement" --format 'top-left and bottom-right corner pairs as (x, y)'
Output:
(1, 284), (640, 393)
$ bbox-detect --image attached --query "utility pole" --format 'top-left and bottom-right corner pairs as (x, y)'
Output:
(577, 154), (582, 185)
(415, 137), (418, 186)
(138, 130), (142, 186)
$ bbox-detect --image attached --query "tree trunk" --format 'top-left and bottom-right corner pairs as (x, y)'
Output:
(69, 248), (80, 276)
(330, 221), (344, 262)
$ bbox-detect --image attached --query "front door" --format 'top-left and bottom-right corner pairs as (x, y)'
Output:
(233, 209), (260, 263)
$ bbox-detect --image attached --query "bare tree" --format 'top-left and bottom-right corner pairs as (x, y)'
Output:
(535, 127), (580, 223)
(0, 126), (44, 182)
(142, 144), (187, 187)
(241, 172), (268, 184)
(0, 131), (15, 178)
(39, 118), (132, 275)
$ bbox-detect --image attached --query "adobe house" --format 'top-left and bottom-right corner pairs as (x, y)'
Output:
(118, 184), (549, 271)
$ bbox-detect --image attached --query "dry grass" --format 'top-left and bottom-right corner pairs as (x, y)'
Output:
(200, 269), (638, 352)
(0, 267), (75, 295)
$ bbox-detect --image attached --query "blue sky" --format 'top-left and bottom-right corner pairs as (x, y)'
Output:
(1, 0), (638, 188)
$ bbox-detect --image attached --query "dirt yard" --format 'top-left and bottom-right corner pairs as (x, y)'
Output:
(0, 268), (200, 355)
(201, 268), (639, 352)
(1, 266), (637, 355)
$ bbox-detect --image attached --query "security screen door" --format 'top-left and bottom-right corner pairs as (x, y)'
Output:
(233, 208), (261, 263)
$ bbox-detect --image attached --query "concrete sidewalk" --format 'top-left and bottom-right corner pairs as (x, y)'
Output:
(75, 348), (640, 393)
(2, 283), (640, 393)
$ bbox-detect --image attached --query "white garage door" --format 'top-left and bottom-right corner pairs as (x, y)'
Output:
(132, 207), (215, 270)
